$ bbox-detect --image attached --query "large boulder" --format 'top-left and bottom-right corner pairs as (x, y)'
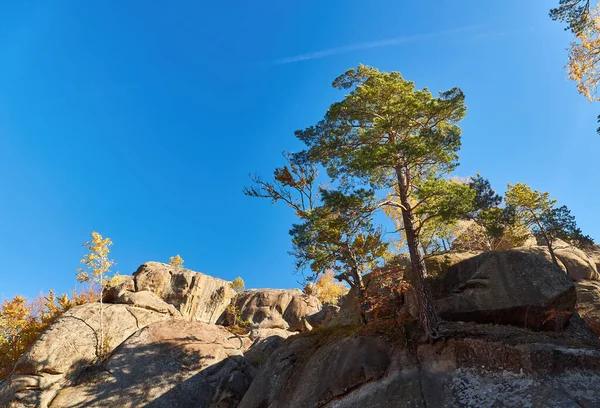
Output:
(107, 262), (235, 323)
(432, 250), (577, 330)
(0, 303), (170, 407)
(48, 320), (258, 408)
(555, 246), (599, 281)
(227, 289), (321, 331)
(576, 280), (600, 337)
(582, 244), (600, 270)
(238, 324), (600, 408)
(532, 239), (599, 281)
(306, 304), (340, 328)
(331, 252), (483, 328)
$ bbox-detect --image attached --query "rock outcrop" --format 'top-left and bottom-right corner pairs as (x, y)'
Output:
(239, 323), (600, 408)
(306, 304), (340, 328)
(0, 303), (171, 407)
(432, 250), (576, 330)
(107, 262), (235, 323)
(49, 320), (258, 408)
(335, 249), (577, 331)
(4, 256), (600, 407)
(529, 239), (600, 281)
(227, 289), (320, 331)
(583, 244), (600, 270)
(576, 280), (600, 337)
(554, 245), (600, 281)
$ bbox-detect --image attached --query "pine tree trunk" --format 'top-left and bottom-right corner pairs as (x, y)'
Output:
(396, 167), (440, 340)
(531, 211), (559, 267)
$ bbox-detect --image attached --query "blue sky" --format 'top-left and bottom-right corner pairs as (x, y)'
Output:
(1, 0), (598, 300)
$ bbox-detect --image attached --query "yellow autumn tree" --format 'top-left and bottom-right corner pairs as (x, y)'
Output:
(0, 289), (96, 381)
(309, 270), (349, 305)
(230, 277), (245, 293)
(76, 231), (115, 357)
(169, 254), (184, 270)
(567, 6), (600, 101)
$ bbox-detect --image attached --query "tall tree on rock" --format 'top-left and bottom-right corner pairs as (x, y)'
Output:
(244, 154), (387, 311)
(296, 65), (467, 339)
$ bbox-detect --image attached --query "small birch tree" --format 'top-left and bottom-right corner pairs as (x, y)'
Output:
(76, 231), (115, 357)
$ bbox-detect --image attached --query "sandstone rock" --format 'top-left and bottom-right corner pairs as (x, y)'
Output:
(238, 324), (600, 408)
(576, 280), (600, 337)
(106, 262), (235, 323)
(0, 303), (170, 407)
(48, 320), (255, 408)
(432, 250), (577, 330)
(228, 289), (320, 331)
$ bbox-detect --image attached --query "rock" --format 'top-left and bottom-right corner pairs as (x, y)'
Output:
(432, 250), (577, 330)
(582, 244), (600, 270)
(238, 330), (392, 408)
(0, 303), (170, 407)
(422, 252), (482, 278)
(102, 275), (135, 302)
(114, 291), (181, 316)
(519, 245), (599, 281)
(331, 252), (477, 328)
(515, 246), (567, 271)
(555, 246), (599, 281)
(238, 324), (600, 408)
(521, 232), (538, 247)
(250, 327), (297, 341)
(228, 289), (320, 331)
(48, 320), (255, 408)
(107, 262), (235, 323)
(306, 304), (340, 328)
(576, 280), (600, 337)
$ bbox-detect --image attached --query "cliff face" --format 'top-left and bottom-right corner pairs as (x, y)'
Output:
(239, 323), (600, 408)
(2, 252), (600, 407)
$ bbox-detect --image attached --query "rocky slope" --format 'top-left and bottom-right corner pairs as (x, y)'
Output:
(1, 253), (600, 407)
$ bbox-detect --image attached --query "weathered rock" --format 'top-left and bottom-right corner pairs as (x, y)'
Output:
(583, 244), (600, 270)
(555, 246), (599, 281)
(238, 324), (600, 408)
(518, 245), (599, 281)
(107, 262), (235, 323)
(393, 251), (482, 279)
(228, 289), (320, 331)
(515, 246), (567, 271)
(432, 250), (577, 330)
(306, 304), (340, 328)
(48, 320), (255, 408)
(250, 327), (297, 342)
(114, 291), (181, 316)
(576, 280), (600, 337)
(0, 303), (170, 407)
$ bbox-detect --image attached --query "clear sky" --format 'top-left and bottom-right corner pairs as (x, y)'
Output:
(1, 0), (598, 300)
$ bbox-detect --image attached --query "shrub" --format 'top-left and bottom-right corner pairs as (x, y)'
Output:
(231, 277), (245, 293)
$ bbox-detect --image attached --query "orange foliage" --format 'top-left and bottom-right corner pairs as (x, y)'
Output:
(308, 270), (349, 305)
(0, 288), (98, 380)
